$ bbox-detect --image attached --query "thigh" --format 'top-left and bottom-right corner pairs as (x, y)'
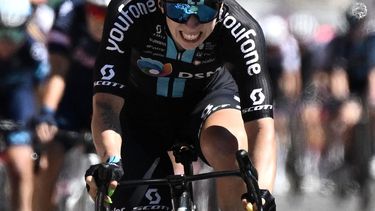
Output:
(199, 108), (248, 168)
(190, 87), (244, 164)
(202, 108), (247, 146)
(111, 126), (174, 210)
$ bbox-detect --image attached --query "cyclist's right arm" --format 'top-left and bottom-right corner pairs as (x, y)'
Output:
(86, 92), (124, 201)
(91, 92), (124, 162)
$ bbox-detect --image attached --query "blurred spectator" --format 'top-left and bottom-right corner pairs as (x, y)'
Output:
(0, 0), (49, 210)
(261, 14), (302, 194)
(261, 14), (302, 101)
(324, 2), (372, 98)
(286, 12), (333, 193)
(27, 0), (56, 43)
(32, 0), (108, 210)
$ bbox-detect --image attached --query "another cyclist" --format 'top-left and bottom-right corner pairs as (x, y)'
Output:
(0, 0), (49, 210)
(32, 0), (108, 210)
(86, 0), (276, 210)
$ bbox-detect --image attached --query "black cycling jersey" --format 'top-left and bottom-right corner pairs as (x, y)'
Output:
(93, 0), (273, 122)
(0, 36), (48, 88)
(48, 0), (99, 132)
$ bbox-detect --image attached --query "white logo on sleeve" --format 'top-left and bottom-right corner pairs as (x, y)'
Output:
(145, 188), (161, 204)
(100, 64), (115, 80)
(250, 88), (265, 105)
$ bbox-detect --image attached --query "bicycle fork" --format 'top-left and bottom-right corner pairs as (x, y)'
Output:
(170, 180), (195, 211)
(171, 144), (198, 211)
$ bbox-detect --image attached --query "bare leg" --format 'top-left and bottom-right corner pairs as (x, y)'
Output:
(6, 145), (34, 211)
(33, 142), (65, 211)
(200, 109), (248, 211)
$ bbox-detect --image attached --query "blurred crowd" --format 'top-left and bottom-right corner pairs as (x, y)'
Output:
(261, 2), (375, 210)
(0, 0), (374, 211)
(0, 0), (105, 210)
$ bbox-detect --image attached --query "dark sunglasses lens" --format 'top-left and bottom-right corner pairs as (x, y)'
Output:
(196, 5), (218, 22)
(165, 3), (218, 23)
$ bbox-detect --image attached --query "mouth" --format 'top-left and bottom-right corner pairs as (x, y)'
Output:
(180, 31), (202, 42)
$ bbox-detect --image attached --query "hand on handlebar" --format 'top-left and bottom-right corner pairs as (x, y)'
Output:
(34, 107), (58, 143)
(85, 156), (124, 204)
(242, 189), (276, 211)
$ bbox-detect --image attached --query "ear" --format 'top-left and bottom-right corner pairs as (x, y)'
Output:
(158, 0), (165, 13)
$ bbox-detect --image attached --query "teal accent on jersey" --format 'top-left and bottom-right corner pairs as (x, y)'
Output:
(166, 35), (195, 63)
(157, 77), (170, 97)
(166, 36), (178, 60)
(172, 78), (186, 97)
(181, 49), (195, 63)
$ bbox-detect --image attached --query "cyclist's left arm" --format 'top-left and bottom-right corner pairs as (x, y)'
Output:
(219, 3), (276, 192)
(245, 118), (276, 192)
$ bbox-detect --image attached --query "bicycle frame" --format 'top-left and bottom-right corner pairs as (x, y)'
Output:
(95, 149), (263, 211)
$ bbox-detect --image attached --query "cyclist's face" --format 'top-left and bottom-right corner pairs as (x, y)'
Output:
(160, 1), (220, 50)
(166, 15), (216, 50)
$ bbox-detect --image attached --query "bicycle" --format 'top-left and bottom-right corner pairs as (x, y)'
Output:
(33, 127), (99, 211)
(95, 143), (266, 211)
(0, 119), (99, 211)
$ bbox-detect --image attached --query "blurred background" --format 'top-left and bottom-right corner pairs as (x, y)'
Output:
(0, 0), (375, 210)
(237, 0), (375, 210)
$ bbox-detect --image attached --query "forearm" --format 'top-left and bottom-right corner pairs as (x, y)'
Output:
(41, 53), (70, 110)
(92, 93), (124, 162)
(245, 118), (277, 192)
(42, 76), (65, 110)
(367, 67), (375, 104)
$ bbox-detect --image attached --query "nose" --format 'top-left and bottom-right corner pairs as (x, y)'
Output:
(185, 15), (200, 28)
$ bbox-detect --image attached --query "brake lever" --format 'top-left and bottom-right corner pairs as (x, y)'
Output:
(236, 150), (263, 211)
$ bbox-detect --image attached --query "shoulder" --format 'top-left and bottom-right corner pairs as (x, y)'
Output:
(104, 0), (161, 34)
(107, 0), (159, 16)
(53, 0), (85, 30)
(55, 0), (84, 17)
(220, 1), (263, 32)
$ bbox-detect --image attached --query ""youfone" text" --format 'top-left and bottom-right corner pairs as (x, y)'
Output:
(222, 13), (261, 76)
(107, 0), (157, 53)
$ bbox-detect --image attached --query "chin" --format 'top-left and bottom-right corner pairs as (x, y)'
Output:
(180, 43), (200, 50)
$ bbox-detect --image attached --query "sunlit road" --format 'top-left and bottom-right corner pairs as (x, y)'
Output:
(276, 185), (375, 211)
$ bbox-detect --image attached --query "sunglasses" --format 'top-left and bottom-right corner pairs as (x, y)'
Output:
(164, 2), (220, 23)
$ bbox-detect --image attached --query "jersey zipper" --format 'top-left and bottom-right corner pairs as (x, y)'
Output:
(176, 51), (182, 60)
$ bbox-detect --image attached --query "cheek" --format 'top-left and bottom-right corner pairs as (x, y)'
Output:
(166, 19), (181, 37)
(204, 22), (216, 34)
(166, 19), (178, 31)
